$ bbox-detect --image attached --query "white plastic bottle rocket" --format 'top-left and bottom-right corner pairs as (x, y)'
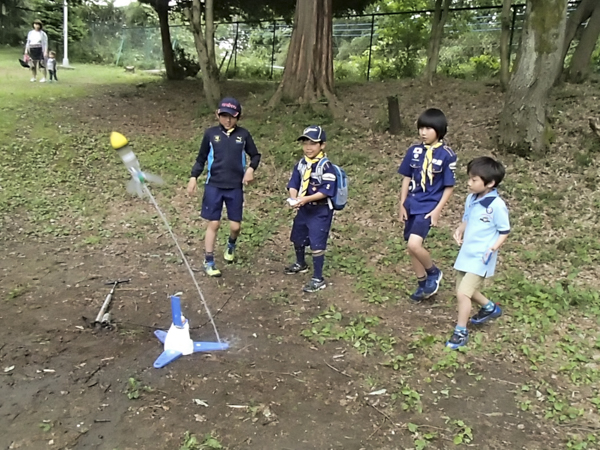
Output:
(110, 132), (163, 198)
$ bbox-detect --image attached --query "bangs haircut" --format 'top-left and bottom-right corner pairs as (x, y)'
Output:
(417, 108), (448, 140)
(467, 157), (506, 187)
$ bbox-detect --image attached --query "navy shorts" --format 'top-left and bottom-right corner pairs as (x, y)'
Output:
(201, 184), (244, 222)
(404, 213), (431, 241)
(290, 205), (334, 251)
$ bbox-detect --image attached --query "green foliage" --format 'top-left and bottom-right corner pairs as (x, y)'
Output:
(181, 431), (223, 450)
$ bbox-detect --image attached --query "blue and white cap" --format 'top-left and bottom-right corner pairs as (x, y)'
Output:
(297, 125), (326, 143)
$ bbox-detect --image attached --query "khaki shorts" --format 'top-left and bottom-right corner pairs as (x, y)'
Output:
(456, 271), (486, 297)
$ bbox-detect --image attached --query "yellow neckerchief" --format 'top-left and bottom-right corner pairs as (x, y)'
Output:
(421, 141), (443, 191)
(224, 126), (236, 136)
(300, 151), (325, 197)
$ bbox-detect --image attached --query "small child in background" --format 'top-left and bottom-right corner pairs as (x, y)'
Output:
(47, 51), (57, 82)
(446, 157), (510, 349)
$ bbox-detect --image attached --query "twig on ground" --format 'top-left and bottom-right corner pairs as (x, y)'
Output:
(324, 361), (351, 378)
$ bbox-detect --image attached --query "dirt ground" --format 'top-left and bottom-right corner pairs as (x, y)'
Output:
(1, 77), (597, 450)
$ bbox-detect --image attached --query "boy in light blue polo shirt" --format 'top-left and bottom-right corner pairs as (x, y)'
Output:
(446, 157), (510, 349)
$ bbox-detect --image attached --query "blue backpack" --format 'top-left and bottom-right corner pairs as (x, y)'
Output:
(299, 157), (348, 211)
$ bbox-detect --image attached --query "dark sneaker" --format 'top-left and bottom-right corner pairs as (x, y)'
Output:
(284, 262), (309, 274)
(424, 269), (443, 297)
(410, 284), (427, 303)
(470, 304), (502, 325)
(203, 261), (222, 277)
(224, 245), (235, 263)
(446, 330), (468, 349)
(303, 278), (326, 293)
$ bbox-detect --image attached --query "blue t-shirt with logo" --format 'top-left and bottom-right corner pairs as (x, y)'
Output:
(398, 142), (457, 215)
(454, 190), (510, 277)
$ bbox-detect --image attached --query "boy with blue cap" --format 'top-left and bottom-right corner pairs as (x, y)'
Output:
(398, 108), (457, 302)
(446, 157), (510, 349)
(285, 126), (337, 293)
(187, 97), (261, 277)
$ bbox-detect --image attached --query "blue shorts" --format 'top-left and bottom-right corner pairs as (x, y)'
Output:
(404, 213), (431, 241)
(201, 184), (244, 222)
(290, 204), (334, 251)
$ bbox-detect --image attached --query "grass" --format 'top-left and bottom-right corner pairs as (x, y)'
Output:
(2, 47), (600, 448)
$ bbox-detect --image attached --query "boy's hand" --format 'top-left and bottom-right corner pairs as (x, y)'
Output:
(186, 177), (198, 195)
(243, 168), (255, 185)
(293, 197), (308, 209)
(425, 208), (441, 227)
(483, 248), (494, 264)
(453, 227), (464, 245)
(399, 205), (408, 222)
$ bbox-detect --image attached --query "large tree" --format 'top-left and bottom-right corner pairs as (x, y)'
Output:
(139, 0), (182, 80)
(499, 0), (512, 91)
(555, 0), (596, 83)
(423, 0), (452, 84)
(268, 0), (336, 107)
(567, 3), (600, 83)
(187, 0), (220, 107)
(498, 0), (569, 156)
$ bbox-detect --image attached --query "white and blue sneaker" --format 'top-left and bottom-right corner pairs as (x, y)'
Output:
(424, 269), (443, 297)
(470, 304), (502, 325)
(446, 329), (468, 349)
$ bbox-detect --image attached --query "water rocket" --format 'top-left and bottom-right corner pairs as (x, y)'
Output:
(110, 132), (164, 198)
(110, 132), (229, 369)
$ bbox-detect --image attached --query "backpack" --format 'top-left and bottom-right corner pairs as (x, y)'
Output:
(298, 157), (348, 211)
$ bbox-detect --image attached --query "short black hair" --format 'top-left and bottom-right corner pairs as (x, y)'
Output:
(467, 157), (506, 187)
(417, 108), (447, 140)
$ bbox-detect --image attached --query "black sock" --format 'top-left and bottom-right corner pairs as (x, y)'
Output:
(205, 252), (214, 263)
(228, 236), (237, 248)
(294, 245), (306, 266)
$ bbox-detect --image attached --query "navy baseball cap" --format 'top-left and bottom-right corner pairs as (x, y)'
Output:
(218, 97), (242, 117)
(297, 125), (326, 143)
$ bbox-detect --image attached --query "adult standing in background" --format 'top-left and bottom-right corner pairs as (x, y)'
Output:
(25, 19), (48, 83)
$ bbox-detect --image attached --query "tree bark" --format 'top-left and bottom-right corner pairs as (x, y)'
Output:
(387, 96), (402, 135)
(498, 0), (569, 156)
(555, 0), (596, 84)
(423, 0), (452, 85)
(268, 0), (337, 109)
(568, 4), (600, 83)
(146, 0), (182, 80)
(499, 0), (512, 91)
(188, 0), (221, 107)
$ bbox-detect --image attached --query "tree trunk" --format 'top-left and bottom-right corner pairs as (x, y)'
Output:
(423, 0), (452, 85)
(498, 0), (568, 156)
(153, 0), (182, 80)
(499, 0), (512, 91)
(568, 4), (600, 83)
(555, 0), (596, 84)
(268, 0), (336, 108)
(188, 0), (221, 107)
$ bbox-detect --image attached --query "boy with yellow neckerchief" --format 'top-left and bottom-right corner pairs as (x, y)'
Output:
(398, 109), (457, 302)
(285, 126), (337, 293)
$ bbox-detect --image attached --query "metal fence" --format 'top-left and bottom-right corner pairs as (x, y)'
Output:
(77, 2), (583, 81)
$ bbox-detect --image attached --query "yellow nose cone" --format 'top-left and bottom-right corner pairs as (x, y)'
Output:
(110, 132), (129, 150)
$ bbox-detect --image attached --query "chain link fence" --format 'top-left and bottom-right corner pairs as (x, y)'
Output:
(77, 2), (588, 81)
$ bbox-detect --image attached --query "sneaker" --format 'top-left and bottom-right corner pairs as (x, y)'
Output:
(423, 269), (443, 297)
(470, 304), (502, 325)
(39, 77), (46, 83)
(303, 278), (326, 293)
(284, 262), (309, 274)
(410, 284), (427, 303)
(203, 261), (222, 277)
(224, 245), (235, 263)
(30, 78), (36, 82)
(446, 329), (469, 349)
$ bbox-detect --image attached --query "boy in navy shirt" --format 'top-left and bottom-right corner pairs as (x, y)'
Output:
(446, 157), (510, 349)
(398, 108), (457, 302)
(285, 126), (337, 293)
(187, 97), (261, 277)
